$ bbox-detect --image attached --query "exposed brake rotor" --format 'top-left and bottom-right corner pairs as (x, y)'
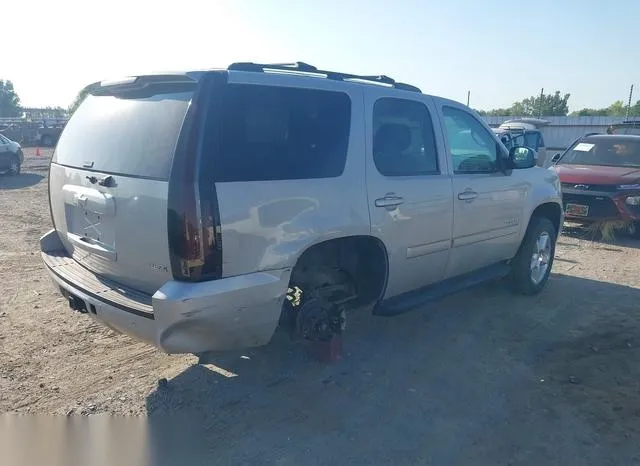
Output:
(296, 298), (346, 342)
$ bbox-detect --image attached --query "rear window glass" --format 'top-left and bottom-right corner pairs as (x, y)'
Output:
(206, 84), (351, 182)
(373, 97), (439, 176)
(524, 131), (542, 150)
(54, 91), (192, 179)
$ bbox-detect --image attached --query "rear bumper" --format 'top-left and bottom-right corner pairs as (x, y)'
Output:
(40, 229), (291, 354)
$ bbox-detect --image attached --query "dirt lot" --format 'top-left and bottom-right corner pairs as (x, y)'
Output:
(1, 148), (640, 464)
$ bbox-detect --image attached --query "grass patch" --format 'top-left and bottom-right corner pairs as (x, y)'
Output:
(585, 220), (633, 242)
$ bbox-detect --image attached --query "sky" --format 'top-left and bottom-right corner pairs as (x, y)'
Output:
(3, 0), (640, 111)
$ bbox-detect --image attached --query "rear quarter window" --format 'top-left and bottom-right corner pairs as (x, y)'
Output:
(205, 84), (351, 182)
(53, 91), (193, 180)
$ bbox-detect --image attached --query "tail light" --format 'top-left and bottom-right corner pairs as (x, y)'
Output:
(48, 149), (56, 230)
(168, 73), (223, 282)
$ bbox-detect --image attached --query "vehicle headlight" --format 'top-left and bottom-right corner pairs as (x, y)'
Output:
(618, 184), (640, 190)
(625, 196), (640, 206)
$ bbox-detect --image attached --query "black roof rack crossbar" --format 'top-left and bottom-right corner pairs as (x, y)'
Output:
(229, 62), (319, 73)
(227, 62), (421, 93)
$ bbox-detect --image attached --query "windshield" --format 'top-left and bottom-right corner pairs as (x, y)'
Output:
(560, 138), (640, 168)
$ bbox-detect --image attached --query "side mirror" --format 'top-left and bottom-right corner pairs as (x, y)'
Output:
(551, 153), (561, 164)
(509, 146), (536, 169)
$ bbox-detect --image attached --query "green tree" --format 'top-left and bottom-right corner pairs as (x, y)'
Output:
(478, 91), (570, 117)
(570, 107), (610, 117)
(0, 80), (22, 117)
(485, 107), (513, 116)
(513, 91), (571, 116)
(570, 100), (640, 117)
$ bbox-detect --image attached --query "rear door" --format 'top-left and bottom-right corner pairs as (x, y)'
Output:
(49, 76), (198, 294)
(365, 90), (453, 299)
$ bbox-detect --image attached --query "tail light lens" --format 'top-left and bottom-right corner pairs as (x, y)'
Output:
(168, 73), (223, 282)
(48, 149), (56, 230)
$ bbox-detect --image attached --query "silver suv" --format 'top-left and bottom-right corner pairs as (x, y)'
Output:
(40, 62), (563, 355)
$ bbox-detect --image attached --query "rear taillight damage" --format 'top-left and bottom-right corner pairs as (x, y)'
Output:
(168, 73), (224, 282)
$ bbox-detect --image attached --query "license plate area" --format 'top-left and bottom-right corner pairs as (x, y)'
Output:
(65, 205), (115, 246)
(565, 203), (589, 217)
(67, 292), (87, 313)
(62, 184), (116, 248)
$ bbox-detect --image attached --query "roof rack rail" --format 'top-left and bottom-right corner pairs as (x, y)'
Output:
(227, 62), (421, 93)
(584, 132), (600, 137)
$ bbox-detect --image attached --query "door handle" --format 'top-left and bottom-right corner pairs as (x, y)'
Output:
(457, 190), (478, 201)
(375, 194), (404, 209)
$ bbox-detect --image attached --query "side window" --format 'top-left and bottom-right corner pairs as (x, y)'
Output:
(442, 106), (499, 174)
(372, 98), (439, 176)
(510, 133), (525, 148)
(524, 131), (541, 150)
(209, 84), (351, 182)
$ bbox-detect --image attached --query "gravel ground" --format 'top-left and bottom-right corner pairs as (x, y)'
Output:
(1, 148), (640, 465)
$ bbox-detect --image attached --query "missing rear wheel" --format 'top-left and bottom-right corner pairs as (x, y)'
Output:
(296, 298), (346, 342)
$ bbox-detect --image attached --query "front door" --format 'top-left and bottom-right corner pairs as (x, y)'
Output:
(365, 92), (454, 299)
(437, 104), (526, 279)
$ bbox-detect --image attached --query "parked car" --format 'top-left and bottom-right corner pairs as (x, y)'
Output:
(40, 62), (563, 355)
(493, 119), (549, 167)
(0, 133), (23, 175)
(0, 119), (66, 147)
(37, 125), (64, 147)
(550, 133), (640, 237)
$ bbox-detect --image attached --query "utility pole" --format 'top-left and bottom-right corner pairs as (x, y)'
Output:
(625, 84), (634, 120)
(466, 90), (470, 107)
(538, 88), (544, 117)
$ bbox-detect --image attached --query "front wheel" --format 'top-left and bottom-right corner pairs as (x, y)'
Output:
(508, 217), (557, 295)
(8, 157), (21, 176)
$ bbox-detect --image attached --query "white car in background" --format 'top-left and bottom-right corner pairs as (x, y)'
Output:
(0, 133), (23, 175)
(493, 119), (549, 168)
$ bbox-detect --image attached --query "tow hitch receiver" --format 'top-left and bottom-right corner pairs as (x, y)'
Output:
(67, 294), (88, 313)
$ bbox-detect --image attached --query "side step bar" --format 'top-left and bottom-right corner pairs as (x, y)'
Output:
(373, 262), (510, 316)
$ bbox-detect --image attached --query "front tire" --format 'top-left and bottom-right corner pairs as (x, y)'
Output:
(508, 217), (557, 295)
(8, 157), (20, 176)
